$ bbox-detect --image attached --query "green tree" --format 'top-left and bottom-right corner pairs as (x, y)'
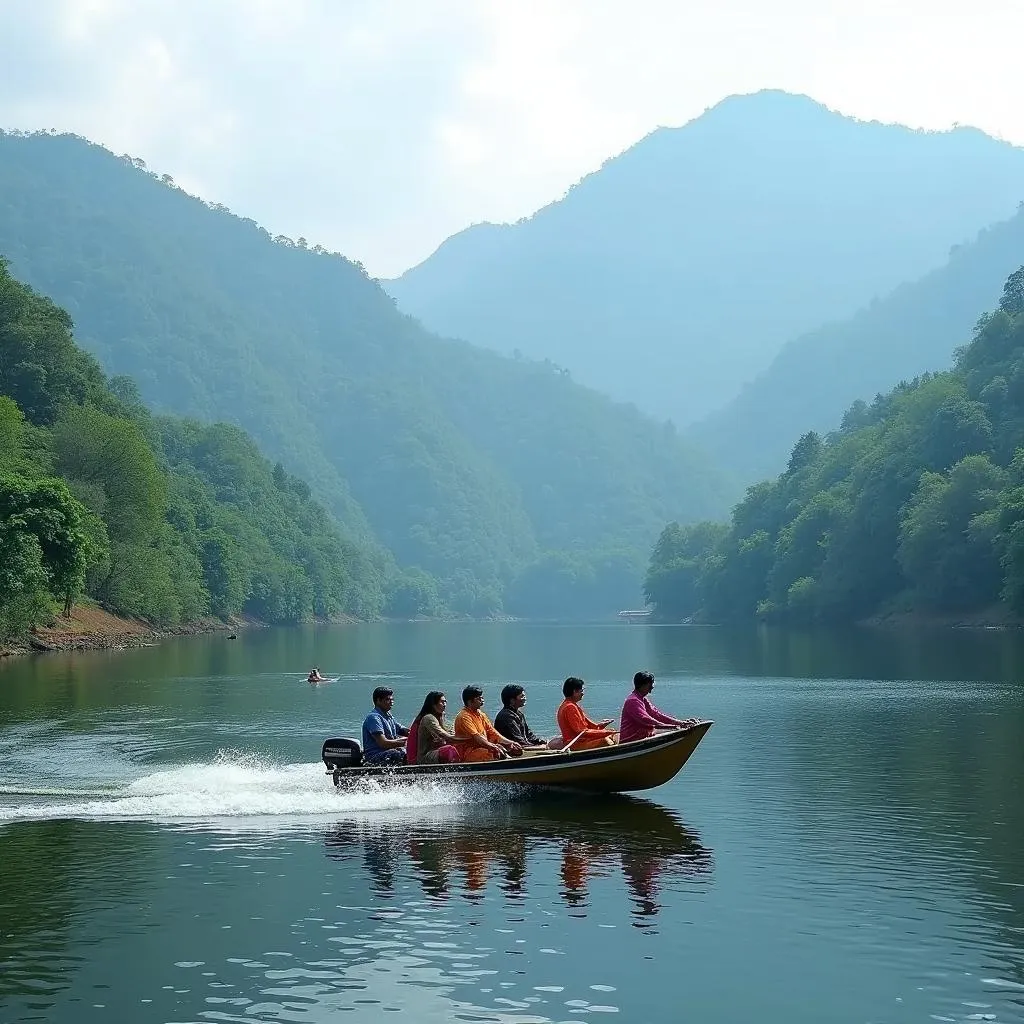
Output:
(0, 470), (95, 625)
(897, 456), (1005, 610)
(0, 258), (112, 424)
(643, 522), (725, 621)
(52, 404), (166, 544)
(646, 267), (1024, 624)
(384, 568), (441, 618)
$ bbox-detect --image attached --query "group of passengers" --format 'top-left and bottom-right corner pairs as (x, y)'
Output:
(360, 672), (699, 766)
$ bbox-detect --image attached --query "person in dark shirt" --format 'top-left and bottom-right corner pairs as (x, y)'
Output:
(494, 684), (562, 750)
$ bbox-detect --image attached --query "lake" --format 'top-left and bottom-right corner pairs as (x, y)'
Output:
(1, 622), (1023, 1024)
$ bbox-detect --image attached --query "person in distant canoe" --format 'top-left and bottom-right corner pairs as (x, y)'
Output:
(308, 667), (327, 683)
(618, 670), (699, 744)
(556, 677), (616, 751)
(494, 684), (563, 750)
(453, 686), (523, 762)
(361, 686), (409, 765)
(408, 691), (461, 764)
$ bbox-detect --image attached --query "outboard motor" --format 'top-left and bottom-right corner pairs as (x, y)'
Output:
(322, 737), (362, 782)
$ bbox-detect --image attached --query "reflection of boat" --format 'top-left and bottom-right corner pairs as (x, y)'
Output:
(321, 721), (712, 793)
(323, 796), (712, 917)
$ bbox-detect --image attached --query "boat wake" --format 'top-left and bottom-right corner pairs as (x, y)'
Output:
(0, 749), (472, 827)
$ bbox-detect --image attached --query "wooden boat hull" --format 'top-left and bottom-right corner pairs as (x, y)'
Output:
(324, 721), (712, 794)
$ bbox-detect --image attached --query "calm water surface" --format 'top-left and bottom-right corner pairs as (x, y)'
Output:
(1, 623), (1023, 1023)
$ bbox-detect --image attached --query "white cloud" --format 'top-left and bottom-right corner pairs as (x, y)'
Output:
(0, 0), (1022, 275)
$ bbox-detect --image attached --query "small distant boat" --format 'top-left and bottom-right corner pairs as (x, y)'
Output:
(617, 609), (652, 623)
(321, 721), (712, 794)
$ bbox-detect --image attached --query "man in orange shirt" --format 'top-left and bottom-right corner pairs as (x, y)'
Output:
(556, 677), (616, 750)
(453, 686), (524, 762)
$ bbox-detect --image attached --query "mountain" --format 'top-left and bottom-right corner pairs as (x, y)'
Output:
(0, 129), (730, 613)
(386, 90), (1024, 423)
(693, 206), (1024, 483)
(646, 266), (1024, 625)
(0, 259), (385, 640)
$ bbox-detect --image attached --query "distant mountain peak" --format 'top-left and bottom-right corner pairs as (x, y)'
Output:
(388, 91), (1024, 425)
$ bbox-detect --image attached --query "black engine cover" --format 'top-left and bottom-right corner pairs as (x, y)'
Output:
(322, 737), (363, 770)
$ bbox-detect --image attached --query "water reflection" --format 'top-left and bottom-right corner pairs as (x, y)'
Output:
(324, 796), (712, 926)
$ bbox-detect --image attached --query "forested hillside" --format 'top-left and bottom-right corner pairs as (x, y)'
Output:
(0, 129), (729, 614)
(0, 260), (385, 641)
(694, 206), (1024, 483)
(388, 90), (1024, 423)
(645, 269), (1024, 625)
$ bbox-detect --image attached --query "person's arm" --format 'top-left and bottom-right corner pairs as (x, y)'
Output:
(457, 712), (507, 757)
(423, 715), (458, 744)
(627, 697), (664, 730)
(487, 720), (522, 754)
(565, 703), (614, 741)
(646, 702), (686, 727)
(369, 729), (407, 750)
(474, 730), (508, 757)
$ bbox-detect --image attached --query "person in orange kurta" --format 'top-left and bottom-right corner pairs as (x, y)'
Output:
(556, 677), (616, 751)
(453, 686), (524, 762)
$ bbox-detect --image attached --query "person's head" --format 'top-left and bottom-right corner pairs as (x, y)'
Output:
(562, 677), (585, 701)
(372, 686), (394, 712)
(416, 690), (447, 721)
(462, 685), (484, 709)
(633, 670), (655, 696)
(500, 684), (526, 709)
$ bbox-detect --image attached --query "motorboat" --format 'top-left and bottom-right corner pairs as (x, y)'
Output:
(321, 721), (712, 794)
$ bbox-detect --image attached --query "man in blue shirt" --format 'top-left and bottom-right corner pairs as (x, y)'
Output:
(361, 686), (409, 765)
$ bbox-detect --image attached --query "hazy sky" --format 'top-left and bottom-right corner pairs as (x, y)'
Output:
(0, 0), (1022, 276)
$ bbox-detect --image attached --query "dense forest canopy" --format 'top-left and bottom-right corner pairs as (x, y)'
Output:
(389, 90), (1024, 424)
(0, 128), (729, 615)
(646, 268), (1024, 625)
(0, 259), (386, 641)
(694, 203), (1024, 484)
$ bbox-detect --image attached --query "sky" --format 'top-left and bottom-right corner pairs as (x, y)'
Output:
(0, 0), (1022, 277)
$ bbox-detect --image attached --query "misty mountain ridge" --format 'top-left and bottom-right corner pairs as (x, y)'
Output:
(387, 89), (1024, 424)
(694, 203), (1024, 482)
(0, 128), (730, 614)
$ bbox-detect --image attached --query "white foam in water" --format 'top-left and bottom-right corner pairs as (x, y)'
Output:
(0, 749), (471, 826)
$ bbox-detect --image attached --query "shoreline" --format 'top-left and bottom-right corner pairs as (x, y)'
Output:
(8, 604), (1018, 659)
(857, 607), (1022, 629)
(0, 605), (254, 658)
(0, 608), (518, 659)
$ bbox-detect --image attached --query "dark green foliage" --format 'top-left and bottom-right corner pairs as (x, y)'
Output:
(0, 258), (113, 425)
(0, 470), (92, 636)
(383, 568), (441, 619)
(897, 456), (1005, 610)
(152, 418), (386, 622)
(647, 268), (1024, 623)
(0, 517), (51, 640)
(0, 260), (384, 638)
(643, 523), (726, 621)
(0, 128), (730, 613)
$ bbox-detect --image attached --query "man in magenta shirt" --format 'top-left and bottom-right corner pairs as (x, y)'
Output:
(618, 671), (698, 744)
